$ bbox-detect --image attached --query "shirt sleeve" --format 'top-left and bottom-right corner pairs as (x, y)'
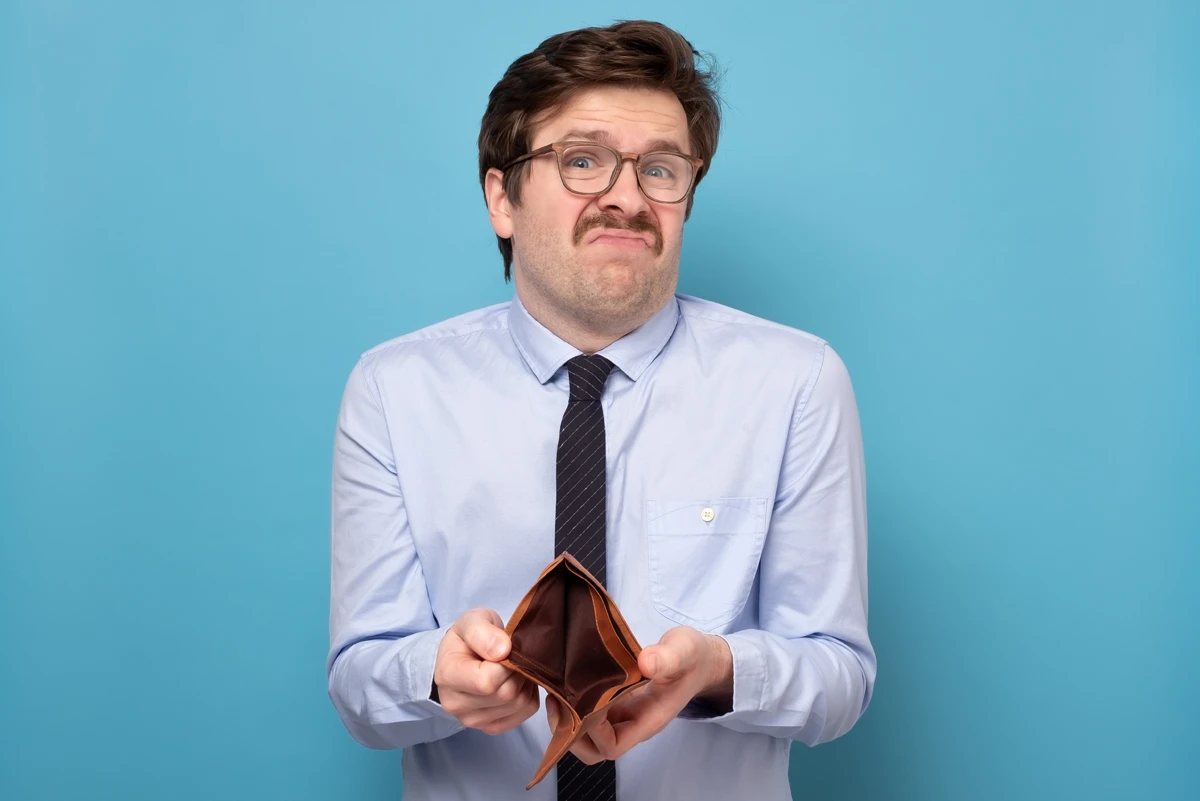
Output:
(325, 356), (464, 749)
(686, 342), (876, 744)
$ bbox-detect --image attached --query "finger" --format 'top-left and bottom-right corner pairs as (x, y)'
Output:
(452, 609), (510, 661)
(584, 716), (618, 760)
(567, 728), (608, 765)
(471, 671), (533, 710)
(443, 676), (536, 724)
(442, 654), (515, 697)
(545, 695), (605, 764)
(603, 684), (655, 725)
(476, 704), (539, 736)
(468, 689), (541, 736)
(610, 705), (676, 757)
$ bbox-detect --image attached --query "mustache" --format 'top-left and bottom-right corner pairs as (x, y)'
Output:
(573, 212), (663, 255)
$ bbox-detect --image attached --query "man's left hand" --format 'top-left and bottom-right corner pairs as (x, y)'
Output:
(545, 626), (734, 764)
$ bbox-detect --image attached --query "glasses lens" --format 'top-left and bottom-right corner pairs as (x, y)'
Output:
(560, 145), (619, 193)
(637, 153), (693, 202)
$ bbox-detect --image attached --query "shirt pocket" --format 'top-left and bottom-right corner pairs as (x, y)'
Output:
(645, 497), (767, 632)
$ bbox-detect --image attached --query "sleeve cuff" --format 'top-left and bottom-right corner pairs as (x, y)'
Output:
(679, 631), (768, 721)
(402, 626), (462, 725)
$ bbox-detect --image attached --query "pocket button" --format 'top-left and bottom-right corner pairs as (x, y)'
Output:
(700, 507), (715, 522)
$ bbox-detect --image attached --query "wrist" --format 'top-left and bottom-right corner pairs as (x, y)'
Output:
(698, 634), (734, 706)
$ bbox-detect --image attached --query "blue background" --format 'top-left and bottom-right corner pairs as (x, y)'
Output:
(2, 1), (1196, 799)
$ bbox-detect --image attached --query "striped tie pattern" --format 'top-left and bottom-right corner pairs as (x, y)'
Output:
(555, 354), (617, 801)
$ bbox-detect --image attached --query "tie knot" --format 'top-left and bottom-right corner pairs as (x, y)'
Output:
(566, 354), (614, 401)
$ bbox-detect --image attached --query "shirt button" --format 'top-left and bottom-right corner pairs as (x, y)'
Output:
(700, 507), (715, 522)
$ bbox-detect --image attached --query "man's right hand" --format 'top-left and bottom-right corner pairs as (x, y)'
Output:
(432, 608), (539, 735)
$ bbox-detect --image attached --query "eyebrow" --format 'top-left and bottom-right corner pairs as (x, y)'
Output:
(560, 129), (687, 154)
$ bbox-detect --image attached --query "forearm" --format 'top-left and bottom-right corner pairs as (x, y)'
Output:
(327, 626), (463, 749)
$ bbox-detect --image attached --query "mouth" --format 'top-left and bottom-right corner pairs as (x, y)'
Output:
(584, 229), (653, 250)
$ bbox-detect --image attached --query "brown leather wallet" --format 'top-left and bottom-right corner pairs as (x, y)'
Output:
(500, 553), (649, 790)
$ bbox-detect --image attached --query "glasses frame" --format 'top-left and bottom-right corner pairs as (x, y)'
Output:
(502, 141), (705, 204)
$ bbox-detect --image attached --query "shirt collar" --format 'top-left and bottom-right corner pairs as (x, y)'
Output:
(508, 291), (680, 385)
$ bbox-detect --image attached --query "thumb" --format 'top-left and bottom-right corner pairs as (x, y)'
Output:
(452, 608), (510, 661)
(639, 644), (682, 681)
(641, 628), (704, 681)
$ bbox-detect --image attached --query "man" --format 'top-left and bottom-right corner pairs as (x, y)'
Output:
(327, 19), (875, 801)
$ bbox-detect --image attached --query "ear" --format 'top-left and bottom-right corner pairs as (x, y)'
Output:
(484, 167), (514, 239)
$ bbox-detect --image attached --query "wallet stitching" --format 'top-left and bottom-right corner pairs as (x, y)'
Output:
(507, 652), (563, 689)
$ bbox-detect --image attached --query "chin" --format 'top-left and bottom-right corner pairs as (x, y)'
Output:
(585, 274), (670, 315)
(588, 267), (648, 297)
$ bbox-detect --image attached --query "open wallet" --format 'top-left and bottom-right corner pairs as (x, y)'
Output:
(500, 552), (650, 790)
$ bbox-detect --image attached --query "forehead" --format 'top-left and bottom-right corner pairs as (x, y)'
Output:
(531, 85), (690, 151)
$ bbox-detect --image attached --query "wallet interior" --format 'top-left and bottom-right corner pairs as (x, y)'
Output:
(507, 558), (642, 717)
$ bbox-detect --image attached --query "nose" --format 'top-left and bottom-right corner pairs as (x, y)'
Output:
(596, 157), (650, 218)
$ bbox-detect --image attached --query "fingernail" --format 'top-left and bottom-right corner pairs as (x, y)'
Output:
(644, 654), (659, 675)
(488, 635), (502, 658)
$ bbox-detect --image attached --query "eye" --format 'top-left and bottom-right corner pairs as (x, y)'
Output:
(641, 162), (676, 180)
(561, 146), (611, 171)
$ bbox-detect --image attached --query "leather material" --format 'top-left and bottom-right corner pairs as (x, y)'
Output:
(501, 553), (649, 790)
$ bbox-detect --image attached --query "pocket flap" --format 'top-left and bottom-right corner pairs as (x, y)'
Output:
(647, 497), (765, 535)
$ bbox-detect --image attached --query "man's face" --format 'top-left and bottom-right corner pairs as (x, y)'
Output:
(488, 85), (692, 338)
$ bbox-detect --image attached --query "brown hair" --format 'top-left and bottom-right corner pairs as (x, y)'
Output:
(477, 20), (724, 280)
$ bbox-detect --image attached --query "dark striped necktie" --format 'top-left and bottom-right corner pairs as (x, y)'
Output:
(555, 354), (617, 801)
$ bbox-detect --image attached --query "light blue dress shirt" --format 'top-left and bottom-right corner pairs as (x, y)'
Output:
(327, 292), (875, 800)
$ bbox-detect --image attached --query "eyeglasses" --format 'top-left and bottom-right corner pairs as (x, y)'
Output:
(502, 141), (705, 204)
